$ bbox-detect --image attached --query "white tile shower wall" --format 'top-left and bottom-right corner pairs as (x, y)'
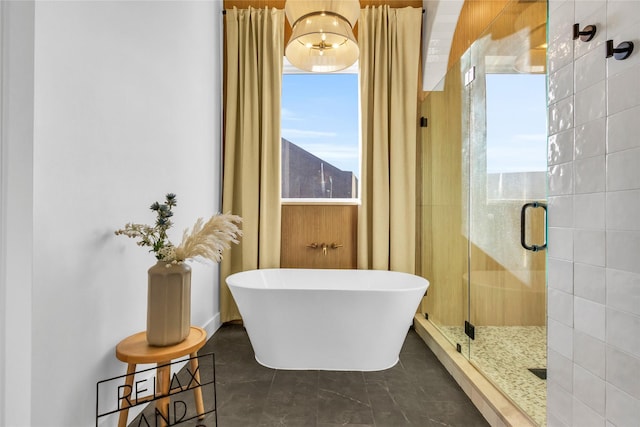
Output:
(549, 63), (574, 105)
(548, 195), (574, 227)
(548, 348), (574, 391)
(573, 229), (605, 266)
(574, 80), (606, 126)
(573, 0), (606, 59)
(548, 163), (574, 195)
(573, 192), (605, 229)
(606, 230), (640, 274)
(549, 97), (575, 135)
(548, 227), (574, 261)
(548, 288), (574, 326)
(574, 262), (605, 304)
(548, 257), (574, 293)
(574, 155), (605, 193)
(574, 43), (605, 92)
(548, 0), (575, 75)
(575, 117), (605, 159)
(606, 383), (640, 426)
(606, 148), (640, 191)
(606, 307), (640, 358)
(607, 104), (640, 153)
(574, 330), (606, 379)
(548, 381), (574, 426)
(549, 128), (574, 164)
(573, 363), (606, 415)
(606, 268), (640, 316)
(572, 398), (605, 427)
(548, 318), (574, 360)
(607, 65), (640, 115)
(605, 345), (640, 399)
(606, 189), (640, 231)
(574, 296), (606, 341)
(547, 0), (640, 425)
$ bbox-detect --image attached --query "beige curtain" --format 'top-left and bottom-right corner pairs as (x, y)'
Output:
(357, 6), (422, 273)
(220, 7), (284, 323)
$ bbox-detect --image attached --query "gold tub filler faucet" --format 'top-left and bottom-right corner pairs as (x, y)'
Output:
(307, 242), (343, 255)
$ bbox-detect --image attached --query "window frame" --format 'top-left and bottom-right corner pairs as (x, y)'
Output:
(280, 57), (361, 204)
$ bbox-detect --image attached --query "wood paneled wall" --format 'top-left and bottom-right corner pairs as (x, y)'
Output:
(418, 61), (466, 326)
(281, 204), (358, 269)
(447, 0), (510, 69)
(419, 0), (548, 327)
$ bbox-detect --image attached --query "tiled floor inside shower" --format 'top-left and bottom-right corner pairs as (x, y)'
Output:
(439, 325), (547, 426)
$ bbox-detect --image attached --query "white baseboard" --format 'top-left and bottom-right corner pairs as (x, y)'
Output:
(200, 312), (222, 339)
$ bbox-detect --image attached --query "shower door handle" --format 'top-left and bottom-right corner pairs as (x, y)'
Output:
(520, 201), (547, 252)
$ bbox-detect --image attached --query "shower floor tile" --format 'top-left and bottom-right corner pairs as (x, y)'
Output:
(439, 325), (547, 426)
(128, 324), (490, 426)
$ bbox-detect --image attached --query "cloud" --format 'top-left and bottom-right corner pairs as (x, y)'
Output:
(282, 128), (338, 139)
(281, 108), (303, 121)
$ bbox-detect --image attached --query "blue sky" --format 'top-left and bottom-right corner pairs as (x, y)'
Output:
(281, 72), (547, 178)
(486, 73), (547, 174)
(281, 73), (360, 178)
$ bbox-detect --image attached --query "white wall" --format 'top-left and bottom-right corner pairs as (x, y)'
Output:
(2, 1), (224, 425)
(1, 2), (35, 426)
(547, 0), (640, 425)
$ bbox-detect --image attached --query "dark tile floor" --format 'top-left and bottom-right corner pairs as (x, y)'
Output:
(131, 324), (489, 427)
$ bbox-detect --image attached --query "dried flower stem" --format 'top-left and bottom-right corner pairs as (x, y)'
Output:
(174, 213), (243, 263)
(115, 193), (242, 264)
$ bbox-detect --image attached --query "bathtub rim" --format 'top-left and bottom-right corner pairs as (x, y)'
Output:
(226, 267), (430, 293)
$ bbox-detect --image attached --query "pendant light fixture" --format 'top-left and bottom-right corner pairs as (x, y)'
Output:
(285, 0), (360, 73)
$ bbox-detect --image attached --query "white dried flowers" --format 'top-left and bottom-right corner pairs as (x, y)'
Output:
(115, 193), (242, 265)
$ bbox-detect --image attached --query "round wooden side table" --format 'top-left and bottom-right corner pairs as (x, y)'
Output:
(115, 326), (207, 427)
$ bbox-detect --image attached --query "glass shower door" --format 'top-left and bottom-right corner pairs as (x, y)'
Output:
(466, 0), (548, 424)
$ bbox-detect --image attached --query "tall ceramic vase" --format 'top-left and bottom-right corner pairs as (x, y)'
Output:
(146, 261), (191, 346)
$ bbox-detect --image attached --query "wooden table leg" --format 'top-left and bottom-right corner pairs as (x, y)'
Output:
(189, 352), (205, 419)
(118, 363), (136, 427)
(157, 361), (171, 427)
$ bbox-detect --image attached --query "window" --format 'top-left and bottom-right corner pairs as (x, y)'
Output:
(485, 73), (547, 200)
(281, 68), (360, 200)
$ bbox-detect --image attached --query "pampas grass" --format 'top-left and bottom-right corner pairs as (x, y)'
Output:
(173, 213), (243, 264)
(115, 193), (242, 264)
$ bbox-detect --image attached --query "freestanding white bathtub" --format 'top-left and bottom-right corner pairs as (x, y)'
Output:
(226, 268), (429, 371)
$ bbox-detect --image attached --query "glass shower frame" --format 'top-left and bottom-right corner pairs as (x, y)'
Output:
(418, 0), (548, 424)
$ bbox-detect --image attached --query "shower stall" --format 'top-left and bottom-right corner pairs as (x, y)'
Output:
(417, 0), (548, 425)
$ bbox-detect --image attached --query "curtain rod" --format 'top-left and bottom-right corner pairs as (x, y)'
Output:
(221, 8), (425, 15)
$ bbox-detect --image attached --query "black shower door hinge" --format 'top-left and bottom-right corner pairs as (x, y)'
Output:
(464, 320), (475, 340)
